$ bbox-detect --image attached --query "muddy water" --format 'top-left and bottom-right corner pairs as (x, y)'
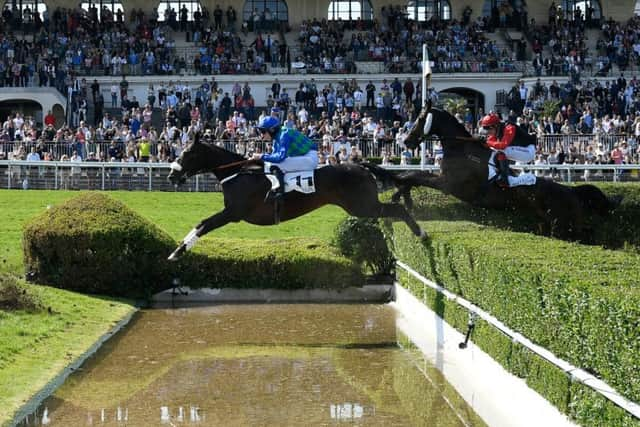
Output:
(20, 305), (485, 426)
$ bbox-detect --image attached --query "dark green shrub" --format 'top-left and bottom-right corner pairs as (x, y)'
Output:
(333, 217), (395, 276)
(0, 274), (43, 312)
(181, 237), (364, 289)
(23, 193), (175, 299)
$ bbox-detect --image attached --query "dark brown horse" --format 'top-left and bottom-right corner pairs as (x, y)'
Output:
(398, 105), (621, 239)
(166, 134), (426, 260)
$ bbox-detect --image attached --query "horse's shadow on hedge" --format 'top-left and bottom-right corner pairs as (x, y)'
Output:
(404, 186), (638, 251)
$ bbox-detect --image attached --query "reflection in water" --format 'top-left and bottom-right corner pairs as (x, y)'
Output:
(330, 403), (365, 420)
(19, 305), (485, 427)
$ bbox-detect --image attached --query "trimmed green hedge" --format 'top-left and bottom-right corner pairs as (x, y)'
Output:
(22, 194), (367, 297)
(181, 237), (364, 289)
(333, 217), (394, 276)
(23, 193), (175, 298)
(389, 219), (640, 427)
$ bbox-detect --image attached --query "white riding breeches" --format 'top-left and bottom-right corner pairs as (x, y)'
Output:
(503, 144), (536, 163)
(265, 150), (319, 174)
(487, 147), (537, 187)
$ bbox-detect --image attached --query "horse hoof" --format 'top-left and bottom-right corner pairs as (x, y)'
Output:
(419, 230), (428, 240)
(168, 244), (186, 262)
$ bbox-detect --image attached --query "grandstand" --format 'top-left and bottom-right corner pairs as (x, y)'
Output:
(1, 0), (640, 191)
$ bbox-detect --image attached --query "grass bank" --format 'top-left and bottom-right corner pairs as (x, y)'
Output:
(0, 189), (347, 425)
(0, 275), (134, 424)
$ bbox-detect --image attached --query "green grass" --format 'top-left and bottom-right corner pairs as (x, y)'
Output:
(0, 189), (348, 426)
(0, 189), (348, 275)
(0, 281), (134, 424)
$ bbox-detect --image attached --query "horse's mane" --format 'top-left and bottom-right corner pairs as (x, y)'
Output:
(431, 108), (473, 138)
(203, 140), (247, 162)
(195, 132), (247, 163)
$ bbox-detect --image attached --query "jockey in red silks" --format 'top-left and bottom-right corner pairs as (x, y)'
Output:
(480, 113), (537, 187)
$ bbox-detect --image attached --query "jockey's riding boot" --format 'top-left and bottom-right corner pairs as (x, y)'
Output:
(266, 166), (285, 224)
(266, 166), (285, 202)
(495, 152), (510, 188)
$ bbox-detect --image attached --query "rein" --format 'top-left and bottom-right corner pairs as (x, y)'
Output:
(441, 135), (483, 143)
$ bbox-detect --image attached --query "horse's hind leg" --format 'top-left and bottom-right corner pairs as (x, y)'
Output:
(391, 186), (414, 211)
(378, 202), (426, 238)
(168, 209), (234, 261)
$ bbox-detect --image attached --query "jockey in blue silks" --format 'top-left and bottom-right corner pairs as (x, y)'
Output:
(256, 115), (318, 201)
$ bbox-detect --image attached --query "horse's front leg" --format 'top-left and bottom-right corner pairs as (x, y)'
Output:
(168, 209), (233, 261)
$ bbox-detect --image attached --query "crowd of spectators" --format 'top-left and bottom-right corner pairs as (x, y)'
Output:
(4, 0), (640, 97)
(5, 69), (640, 176)
(3, 3), (640, 182)
(293, 7), (517, 75)
(0, 75), (427, 167)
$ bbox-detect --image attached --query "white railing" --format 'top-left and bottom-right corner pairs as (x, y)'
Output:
(395, 261), (640, 420)
(1, 161), (639, 191)
(513, 163), (640, 183)
(0, 161), (206, 192)
(0, 137), (427, 162)
(1, 135), (634, 166)
(536, 133), (630, 153)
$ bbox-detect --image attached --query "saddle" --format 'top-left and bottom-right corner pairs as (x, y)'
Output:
(266, 170), (316, 194)
(265, 169), (316, 225)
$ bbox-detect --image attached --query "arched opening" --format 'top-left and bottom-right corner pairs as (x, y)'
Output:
(406, 0), (452, 21)
(437, 87), (486, 123)
(0, 100), (43, 128)
(157, 0), (203, 22)
(243, 0), (289, 32)
(52, 103), (65, 128)
(328, 0), (373, 21)
(2, 0), (46, 28)
(561, 0), (601, 26)
(481, 0), (529, 29)
(80, 1), (126, 23)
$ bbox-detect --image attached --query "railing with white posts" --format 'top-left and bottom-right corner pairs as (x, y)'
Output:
(395, 261), (640, 420)
(1, 161), (639, 191)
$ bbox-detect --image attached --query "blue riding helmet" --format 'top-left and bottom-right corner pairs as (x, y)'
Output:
(256, 116), (280, 132)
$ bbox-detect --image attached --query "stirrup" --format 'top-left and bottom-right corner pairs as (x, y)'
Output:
(265, 190), (284, 202)
(495, 176), (510, 189)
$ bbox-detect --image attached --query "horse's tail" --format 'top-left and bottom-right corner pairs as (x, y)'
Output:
(360, 162), (399, 188)
(572, 184), (623, 216)
(360, 163), (439, 209)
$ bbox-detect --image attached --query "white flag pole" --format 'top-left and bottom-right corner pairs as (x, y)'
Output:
(420, 44), (431, 168)
(421, 44), (428, 108)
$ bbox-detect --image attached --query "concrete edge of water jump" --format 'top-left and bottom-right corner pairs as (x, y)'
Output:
(151, 285), (394, 307)
(11, 308), (139, 427)
(390, 283), (578, 427)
